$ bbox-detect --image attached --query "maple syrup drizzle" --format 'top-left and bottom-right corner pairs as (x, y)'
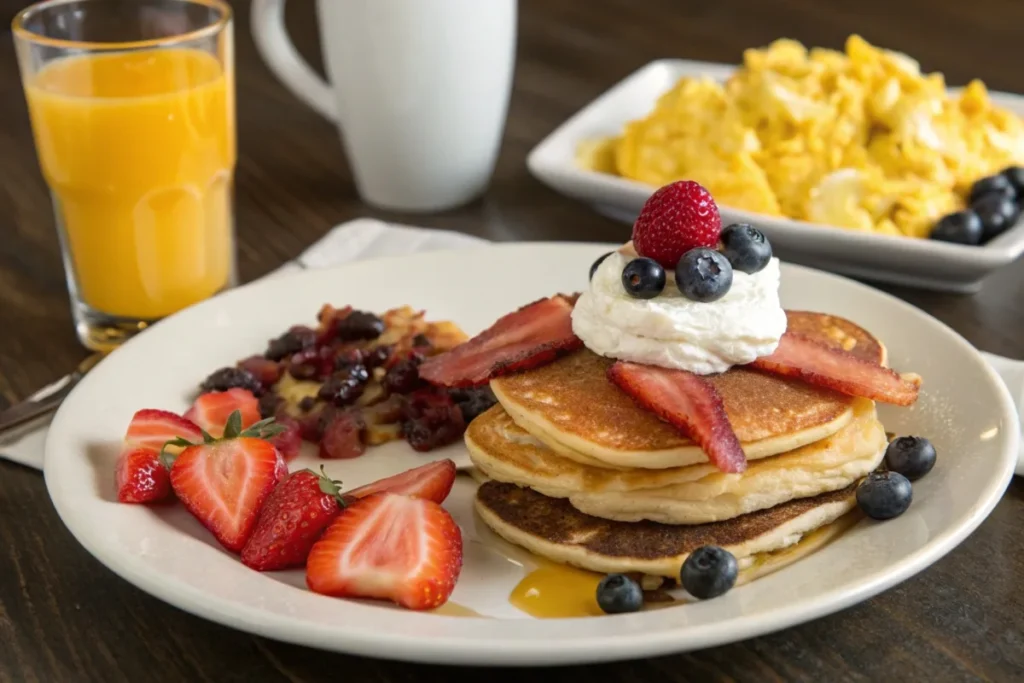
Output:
(508, 562), (606, 618)
(501, 515), (857, 618)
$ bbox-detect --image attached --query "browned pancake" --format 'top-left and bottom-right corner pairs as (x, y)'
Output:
(467, 399), (885, 524)
(475, 481), (858, 577)
(785, 310), (885, 362)
(490, 310), (885, 469)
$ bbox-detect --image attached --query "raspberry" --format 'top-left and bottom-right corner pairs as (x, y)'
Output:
(632, 181), (722, 268)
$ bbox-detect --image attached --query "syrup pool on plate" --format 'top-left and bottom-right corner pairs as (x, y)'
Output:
(509, 561), (605, 618)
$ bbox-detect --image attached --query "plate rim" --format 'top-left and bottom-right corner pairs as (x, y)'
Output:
(42, 243), (1020, 666)
(526, 57), (1024, 265)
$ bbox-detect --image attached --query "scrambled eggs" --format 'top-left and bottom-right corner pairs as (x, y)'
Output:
(582, 36), (1024, 238)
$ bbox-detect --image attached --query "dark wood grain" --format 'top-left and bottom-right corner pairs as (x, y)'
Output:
(1, 0), (1022, 681)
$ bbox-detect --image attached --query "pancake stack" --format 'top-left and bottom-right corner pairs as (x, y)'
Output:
(467, 311), (890, 586)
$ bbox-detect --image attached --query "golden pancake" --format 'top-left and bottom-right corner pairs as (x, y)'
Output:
(490, 310), (885, 470)
(475, 481), (859, 578)
(468, 399), (885, 524)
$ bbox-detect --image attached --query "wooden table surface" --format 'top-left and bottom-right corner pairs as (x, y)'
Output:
(1, 0), (1022, 680)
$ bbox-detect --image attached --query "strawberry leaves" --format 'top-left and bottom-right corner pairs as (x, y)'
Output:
(307, 465), (348, 507)
(159, 410), (287, 468)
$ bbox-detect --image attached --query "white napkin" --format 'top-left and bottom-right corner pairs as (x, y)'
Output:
(2, 218), (1022, 476)
(0, 218), (486, 471)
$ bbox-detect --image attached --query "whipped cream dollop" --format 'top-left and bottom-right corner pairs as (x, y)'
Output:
(571, 250), (787, 375)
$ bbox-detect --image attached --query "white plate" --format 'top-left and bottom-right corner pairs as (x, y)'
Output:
(44, 244), (1018, 666)
(527, 59), (1024, 293)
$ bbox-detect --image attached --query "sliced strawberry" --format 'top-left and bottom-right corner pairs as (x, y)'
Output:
(169, 416), (289, 552)
(123, 409), (202, 452)
(320, 412), (366, 459)
(115, 447), (172, 503)
(608, 361), (747, 473)
(306, 493), (463, 610)
(418, 294), (582, 388)
(184, 388), (261, 438)
(269, 416), (303, 461)
(241, 467), (348, 571)
(347, 459), (457, 504)
(750, 332), (921, 406)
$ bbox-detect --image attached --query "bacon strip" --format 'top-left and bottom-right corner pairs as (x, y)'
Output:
(607, 361), (747, 473)
(418, 294), (583, 388)
(750, 332), (921, 406)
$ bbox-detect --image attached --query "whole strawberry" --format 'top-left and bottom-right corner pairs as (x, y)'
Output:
(241, 467), (350, 571)
(632, 180), (722, 268)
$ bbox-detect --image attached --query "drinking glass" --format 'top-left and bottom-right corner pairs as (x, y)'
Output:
(13, 0), (236, 351)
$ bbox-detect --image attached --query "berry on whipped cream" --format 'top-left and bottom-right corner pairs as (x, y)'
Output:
(572, 248), (787, 375)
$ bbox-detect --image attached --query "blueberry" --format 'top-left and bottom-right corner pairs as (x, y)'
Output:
(856, 471), (913, 520)
(973, 193), (1021, 241)
(721, 223), (772, 274)
(884, 436), (936, 481)
(968, 173), (1015, 204)
(595, 573), (644, 614)
(621, 257), (666, 299)
(199, 367), (263, 395)
(680, 545), (738, 600)
(1002, 166), (1024, 195)
(930, 211), (982, 245)
(334, 311), (385, 341)
(676, 248), (733, 302)
(264, 326), (316, 361)
(590, 252), (612, 281)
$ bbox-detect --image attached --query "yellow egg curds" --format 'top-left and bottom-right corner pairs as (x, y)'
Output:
(589, 36), (1024, 238)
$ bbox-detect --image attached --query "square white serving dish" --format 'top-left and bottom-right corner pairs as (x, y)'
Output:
(527, 59), (1024, 293)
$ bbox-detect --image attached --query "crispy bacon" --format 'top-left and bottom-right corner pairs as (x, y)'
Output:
(607, 361), (747, 473)
(418, 294), (583, 388)
(750, 332), (921, 406)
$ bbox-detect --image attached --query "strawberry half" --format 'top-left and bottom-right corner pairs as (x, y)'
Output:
(115, 447), (172, 504)
(184, 388), (261, 438)
(169, 412), (289, 552)
(123, 409), (203, 452)
(306, 493), (463, 610)
(115, 409), (204, 504)
(241, 467), (349, 571)
(347, 459), (457, 504)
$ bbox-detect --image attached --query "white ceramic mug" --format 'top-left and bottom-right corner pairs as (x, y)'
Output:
(251, 0), (517, 212)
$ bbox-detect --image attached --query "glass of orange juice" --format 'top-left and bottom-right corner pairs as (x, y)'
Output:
(13, 0), (236, 351)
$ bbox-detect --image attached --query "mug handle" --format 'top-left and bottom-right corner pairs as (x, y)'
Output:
(250, 0), (337, 122)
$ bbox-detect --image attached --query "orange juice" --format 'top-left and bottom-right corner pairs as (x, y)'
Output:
(24, 48), (235, 319)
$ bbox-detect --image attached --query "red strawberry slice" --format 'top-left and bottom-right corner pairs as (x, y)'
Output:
(306, 493), (463, 610)
(184, 388), (261, 438)
(347, 459), (457, 504)
(241, 467), (348, 571)
(632, 180), (722, 268)
(749, 332), (921, 406)
(115, 447), (173, 504)
(170, 433), (287, 553)
(418, 295), (583, 387)
(608, 361), (747, 473)
(123, 409), (202, 452)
